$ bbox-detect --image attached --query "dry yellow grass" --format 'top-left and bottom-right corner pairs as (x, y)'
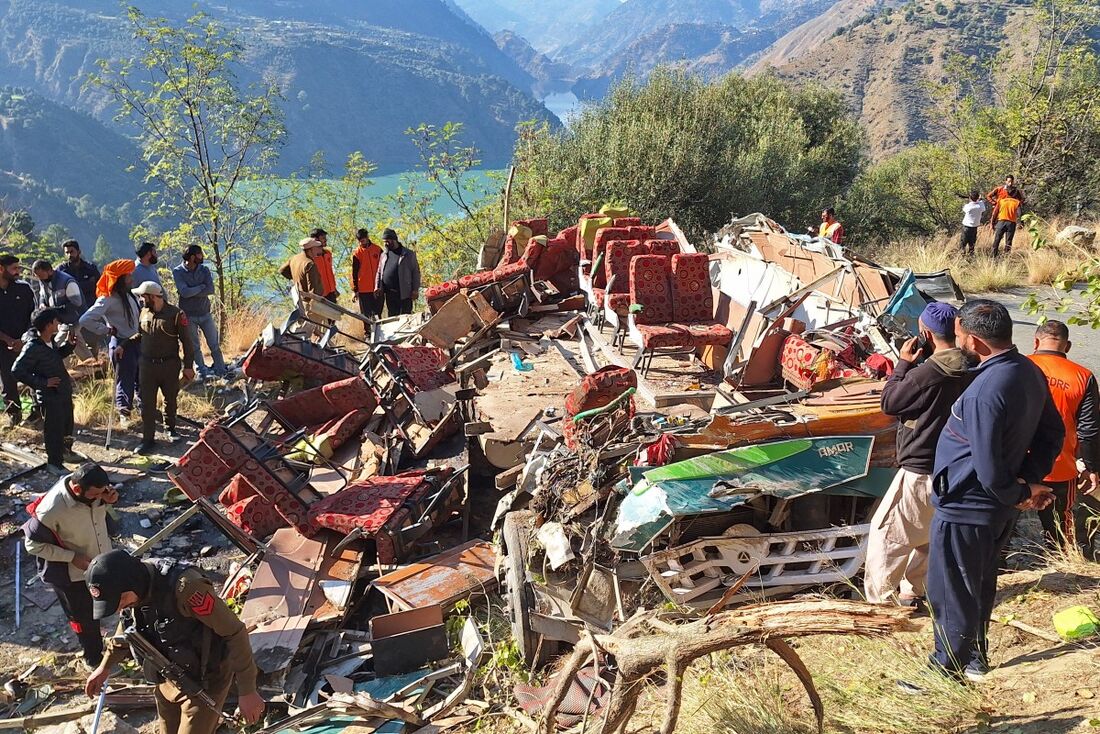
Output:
(1024, 248), (1067, 285)
(73, 377), (114, 427)
(869, 219), (1096, 294)
(872, 238), (1027, 293)
(221, 305), (274, 357)
(72, 369), (218, 428)
(644, 635), (988, 734)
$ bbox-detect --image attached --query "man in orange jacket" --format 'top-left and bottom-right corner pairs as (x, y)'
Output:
(1029, 320), (1100, 559)
(309, 228), (339, 302)
(990, 186), (1022, 257)
(986, 174), (1025, 224)
(350, 229), (382, 319)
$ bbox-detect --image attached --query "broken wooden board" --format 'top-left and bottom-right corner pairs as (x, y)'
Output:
(418, 294), (484, 349)
(0, 443), (47, 483)
(241, 527), (327, 626)
(250, 614), (311, 673)
(309, 539), (364, 623)
(373, 540), (497, 612)
(474, 348), (576, 469)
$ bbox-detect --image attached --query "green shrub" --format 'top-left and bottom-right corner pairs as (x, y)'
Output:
(511, 69), (864, 241)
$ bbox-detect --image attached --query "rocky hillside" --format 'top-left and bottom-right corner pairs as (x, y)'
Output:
(493, 31), (576, 97)
(572, 23), (780, 99)
(0, 0), (556, 172)
(751, 0), (1038, 157)
(452, 0), (620, 54)
(556, 0), (831, 70)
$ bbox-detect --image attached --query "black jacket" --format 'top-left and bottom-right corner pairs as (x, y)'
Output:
(11, 330), (74, 400)
(880, 347), (971, 474)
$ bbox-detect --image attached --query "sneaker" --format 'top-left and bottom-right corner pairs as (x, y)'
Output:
(136, 441), (156, 456)
(44, 463), (68, 477)
(166, 429), (182, 442)
(148, 461), (172, 474)
(964, 661), (990, 683)
(63, 450), (84, 464)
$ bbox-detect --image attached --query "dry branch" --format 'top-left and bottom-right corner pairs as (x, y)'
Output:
(537, 599), (916, 734)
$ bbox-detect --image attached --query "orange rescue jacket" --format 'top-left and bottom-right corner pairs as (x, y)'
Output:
(993, 196), (1022, 223)
(351, 244), (382, 294)
(1029, 351), (1094, 482)
(313, 249), (337, 296)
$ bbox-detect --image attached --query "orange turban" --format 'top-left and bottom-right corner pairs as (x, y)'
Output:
(96, 259), (136, 298)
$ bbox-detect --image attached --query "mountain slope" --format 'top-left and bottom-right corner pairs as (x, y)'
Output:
(452, 0), (620, 54)
(494, 31), (576, 96)
(0, 87), (141, 249)
(752, 0), (1039, 158)
(0, 0), (555, 171)
(555, 0), (833, 70)
(748, 0), (881, 71)
(572, 22), (781, 99)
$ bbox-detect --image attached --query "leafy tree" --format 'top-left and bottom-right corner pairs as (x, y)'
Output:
(38, 223), (70, 250)
(929, 0), (1100, 215)
(6, 209), (34, 238)
(844, 143), (973, 246)
(511, 69), (864, 242)
(87, 7), (284, 328)
(93, 235), (113, 266)
(260, 152), (381, 300)
(384, 123), (503, 284)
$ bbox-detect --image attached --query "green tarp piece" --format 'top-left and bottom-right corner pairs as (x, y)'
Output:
(613, 437), (874, 552)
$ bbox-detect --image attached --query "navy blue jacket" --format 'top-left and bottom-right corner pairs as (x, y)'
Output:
(932, 347), (1064, 525)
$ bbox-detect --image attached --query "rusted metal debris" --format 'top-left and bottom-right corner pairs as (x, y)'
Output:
(23, 210), (957, 733)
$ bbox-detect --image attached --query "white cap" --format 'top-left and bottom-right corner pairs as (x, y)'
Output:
(131, 281), (164, 297)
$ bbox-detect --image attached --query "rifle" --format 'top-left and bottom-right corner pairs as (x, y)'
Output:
(122, 628), (242, 728)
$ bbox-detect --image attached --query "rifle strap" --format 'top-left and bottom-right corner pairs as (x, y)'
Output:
(200, 625), (212, 678)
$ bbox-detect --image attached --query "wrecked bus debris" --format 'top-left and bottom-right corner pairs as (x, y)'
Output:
(12, 209), (950, 732)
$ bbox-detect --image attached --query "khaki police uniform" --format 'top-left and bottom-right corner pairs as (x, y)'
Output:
(137, 302), (195, 444)
(101, 562), (258, 734)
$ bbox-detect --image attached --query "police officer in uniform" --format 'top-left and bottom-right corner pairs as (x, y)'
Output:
(83, 550), (266, 734)
(130, 282), (195, 454)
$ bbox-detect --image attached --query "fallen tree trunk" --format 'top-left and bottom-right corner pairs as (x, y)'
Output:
(538, 598), (917, 734)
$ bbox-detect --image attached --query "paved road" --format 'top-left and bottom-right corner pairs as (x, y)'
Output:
(973, 285), (1100, 374)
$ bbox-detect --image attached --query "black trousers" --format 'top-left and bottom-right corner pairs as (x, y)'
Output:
(357, 292), (382, 319)
(49, 578), (103, 666)
(41, 392), (74, 467)
(0, 346), (20, 419)
(927, 513), (1015, 675)
(1037, 480), (1072, 547)
(960, 225), (978, 254)
(383, 290), (413, 317)
(1039, 480), (1100, 556)
(1077, 493), (1100, 558)
(139, 359), (180, 444)
(992, 220), (1016, 255)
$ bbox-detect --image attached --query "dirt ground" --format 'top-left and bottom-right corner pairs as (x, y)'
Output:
(0, 383), (247, 732)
